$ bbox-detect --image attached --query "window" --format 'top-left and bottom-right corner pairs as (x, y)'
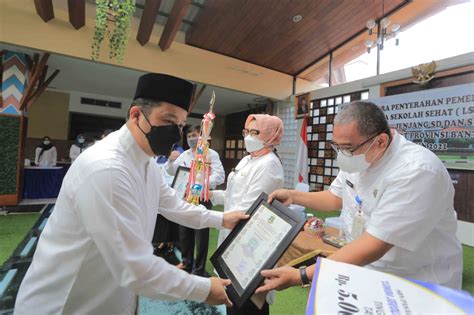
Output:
(80, 97), (121, 109)
(276, 103), (299, 188)
(331, 33), (378, 85)
(299, 55), (330, 88)
(301, 1), (474, 86)
(380, 1), (474, 74)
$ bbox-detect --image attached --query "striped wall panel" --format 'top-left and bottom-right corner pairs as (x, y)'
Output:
(1, 51), (28, 115)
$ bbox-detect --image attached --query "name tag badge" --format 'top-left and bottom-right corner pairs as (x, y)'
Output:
(345, 179), (354, 189)
(351, 213), (365, 239)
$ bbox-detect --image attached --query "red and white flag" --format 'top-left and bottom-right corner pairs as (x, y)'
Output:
(296, 118), (309, 184)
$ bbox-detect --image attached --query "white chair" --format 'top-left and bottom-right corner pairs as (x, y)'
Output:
(288, 183), (309, 219)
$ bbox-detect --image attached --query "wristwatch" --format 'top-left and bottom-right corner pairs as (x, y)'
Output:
(299, 266), (311, 288)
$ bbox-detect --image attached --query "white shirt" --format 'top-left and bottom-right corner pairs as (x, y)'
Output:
(329, 131), (463, 289)
(69, 143), (85, 162)
(165, 148), (225, 189)
(15, 125), (224, 315)
(211, 152), (284, 246)
(34, 146), (57, 167)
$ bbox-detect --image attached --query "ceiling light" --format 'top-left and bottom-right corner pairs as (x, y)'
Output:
(293, 15), (303, 23)
(364, 0), (400, 53)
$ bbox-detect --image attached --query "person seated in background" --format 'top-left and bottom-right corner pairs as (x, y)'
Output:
(34, 136), (57, 167)
(211, 114), (285, 315)
(165, 125), (225, 277)
(69, 134), (86, 162)
(256, 101), (463, 295)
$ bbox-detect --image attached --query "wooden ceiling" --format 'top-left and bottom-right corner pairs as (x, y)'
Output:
(32, 0), (415, 80)
(186, 0), (408, 76)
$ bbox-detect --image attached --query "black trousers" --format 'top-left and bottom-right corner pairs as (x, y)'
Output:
(179, 200), (212, 275)
(227, 301), (269, 315)
(152, 214), (180, 244)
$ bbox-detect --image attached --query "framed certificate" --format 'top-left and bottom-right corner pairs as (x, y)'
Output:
(211, 192), (305, 308)
(171, 166), (190, 200)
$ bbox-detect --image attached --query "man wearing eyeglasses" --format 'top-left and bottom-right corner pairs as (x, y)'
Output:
(256, 101), (462, 294)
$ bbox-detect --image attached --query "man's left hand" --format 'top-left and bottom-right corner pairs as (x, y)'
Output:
(255, 266), (301, 293)
(222, 211), (249, 229)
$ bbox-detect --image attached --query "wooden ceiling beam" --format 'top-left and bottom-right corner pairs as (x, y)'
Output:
(19, 53), (50, 110)
(34, 0), (54, 23)
(68, 0), (86, 30)
(159, 0), (191, 51)
(136, 0), (162, 46)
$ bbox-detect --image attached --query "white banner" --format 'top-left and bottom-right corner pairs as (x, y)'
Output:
(306, 258), (474, 315)
(368, 83), (474, 170)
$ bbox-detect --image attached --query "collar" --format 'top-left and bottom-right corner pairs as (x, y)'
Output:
(365, 130), (400, 174)
(117, 124), (151, 165)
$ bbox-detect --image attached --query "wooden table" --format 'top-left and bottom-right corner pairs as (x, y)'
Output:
(278, 227), (340, 267)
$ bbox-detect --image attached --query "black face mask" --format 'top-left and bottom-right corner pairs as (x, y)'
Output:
(137, 111), (182, 156)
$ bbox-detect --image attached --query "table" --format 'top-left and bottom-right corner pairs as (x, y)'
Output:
(278, 227), (340, 266)
(22, 166), (67, 199)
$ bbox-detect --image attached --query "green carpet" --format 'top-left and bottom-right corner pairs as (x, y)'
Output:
(0, 209), (473, 315)
(0, 213), (40, 265)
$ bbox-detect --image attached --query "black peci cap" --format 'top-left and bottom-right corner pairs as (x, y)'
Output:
(133, 73), (195, 111)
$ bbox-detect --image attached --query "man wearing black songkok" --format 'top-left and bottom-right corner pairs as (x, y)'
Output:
(15, 73), (248, 314)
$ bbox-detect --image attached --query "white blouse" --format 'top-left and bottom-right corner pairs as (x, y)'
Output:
(211, 152), (284, 246)
(69, 143), (85, 162)
(34, 146), (57, 167)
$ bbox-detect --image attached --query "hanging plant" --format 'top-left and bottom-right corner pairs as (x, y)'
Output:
(91, 0), (136, 63)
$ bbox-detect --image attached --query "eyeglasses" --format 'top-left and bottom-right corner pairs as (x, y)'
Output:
(330, 133), (379, 157)
(242, 129), (260, 137)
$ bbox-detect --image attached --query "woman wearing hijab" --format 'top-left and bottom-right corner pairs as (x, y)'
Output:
(69, 134), (86, 162)
(211, 114), (285, 314)
(34, 136), (57, 167)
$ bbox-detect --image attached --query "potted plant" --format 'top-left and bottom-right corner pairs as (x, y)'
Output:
(91, 0), (136, 63)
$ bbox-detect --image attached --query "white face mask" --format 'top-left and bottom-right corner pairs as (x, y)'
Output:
(244, 135), (265, 153)
(43, 140), (50, 145)
(78, 138), (85, 144)
(335, 138), (378, 173)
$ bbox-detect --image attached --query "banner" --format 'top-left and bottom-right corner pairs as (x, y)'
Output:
(306, 258), (474, 315)
(369, 83), (474, 170)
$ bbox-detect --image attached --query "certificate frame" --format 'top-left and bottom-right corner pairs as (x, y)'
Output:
(211, 192), (305, 308)
(170, 166), (191, 200)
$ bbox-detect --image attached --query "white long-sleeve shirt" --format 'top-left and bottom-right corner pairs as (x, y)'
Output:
(165, 148), (225, 189)
(211, 152), (284, 246)
(34, 146), (57, 167)
(69, 143), (85, 162)
(15, 125), (224, 315)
